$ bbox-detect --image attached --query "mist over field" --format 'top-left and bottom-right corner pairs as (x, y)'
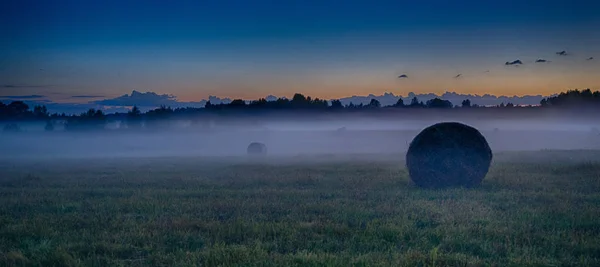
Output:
(2, 114), (600, 160)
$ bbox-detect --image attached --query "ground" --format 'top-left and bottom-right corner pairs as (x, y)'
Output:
(1, 151), (600, 266)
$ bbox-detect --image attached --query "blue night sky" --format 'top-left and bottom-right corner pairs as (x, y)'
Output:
(1, 0), (599, 104)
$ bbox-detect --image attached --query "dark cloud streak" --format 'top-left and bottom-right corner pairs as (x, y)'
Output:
(71, 95), (106, 98)
(3, 84), (52, 88)
(505, 59), (523, 65)
(0, 95), (46, 99)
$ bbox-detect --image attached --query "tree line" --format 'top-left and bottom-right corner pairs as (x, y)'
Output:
(1, 89), (598, 132)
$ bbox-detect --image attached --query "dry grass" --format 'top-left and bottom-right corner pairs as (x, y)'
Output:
(1, 151), (600, 266)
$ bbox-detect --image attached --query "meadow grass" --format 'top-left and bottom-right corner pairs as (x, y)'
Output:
(1, 151), (600, 266)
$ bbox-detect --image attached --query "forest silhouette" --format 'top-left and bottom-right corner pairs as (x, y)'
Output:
(1, 89), (599, 132)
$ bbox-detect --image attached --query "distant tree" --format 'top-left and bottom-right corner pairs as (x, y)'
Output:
(409, 97), (425, 108)
(249, 98), (268, 109)
(144, 106), (173, 129)
(368, 99), (381, 108)
(229, 99), (246, 108)
(506, 102), (515, 107)
(426, 98), (453, 109)
(461, 99), (471, 108)
(291, 93), (308, 108)
(393, 98), (405, 107)
(0, 102), (6, 119)
(4, 101), (31, 119)
(292, 93), (307, 103)
(410, 97), (419, 106)
(33, 105), (49, 119)
(274, 98), (290, 109)
(7, 101), (29, 114)
(330, 99), (343, 109)
(540, 89), (600, 108)
(65, 109), (106, 131)
(312, 98), (329, 109)
(126, 105), (143, 129)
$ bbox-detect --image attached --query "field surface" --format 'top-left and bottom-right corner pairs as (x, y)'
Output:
(1, 151), (600, 266)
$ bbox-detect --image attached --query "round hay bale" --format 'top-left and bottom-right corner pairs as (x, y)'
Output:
(247, 142), (267, 156)
(406, 122), (492, 188)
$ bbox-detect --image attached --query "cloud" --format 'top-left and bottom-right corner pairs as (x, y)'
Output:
(3, 84), (51, 88)
(93, 90), (180, 107)
(0, 95), (46, 99)
(71, 95), (106, 98)
(91, 90), (232, 108)
(339, 91), (549, 107)
(7, 90), (556, 115)
(505, 59), (523, 65)
(535, 59), (549, 63)
(556, 50), (568, 56)
(207, 96), (231, 105)
(398, 74), (408, 78)
(453, 74), (462, 78)
(587, 57), (594, 60)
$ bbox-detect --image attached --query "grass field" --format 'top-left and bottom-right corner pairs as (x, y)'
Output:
(1, 151), (600, 266)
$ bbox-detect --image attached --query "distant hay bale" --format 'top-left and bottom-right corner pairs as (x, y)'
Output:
(406, 122), (492, 188)
(247, 142), (267, 156)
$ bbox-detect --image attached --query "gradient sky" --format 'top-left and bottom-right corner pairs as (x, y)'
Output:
(1, 0), (599, 102)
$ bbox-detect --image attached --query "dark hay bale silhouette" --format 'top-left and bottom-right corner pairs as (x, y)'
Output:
(406, 122), (492, 188)
(247, 142), (267, 156)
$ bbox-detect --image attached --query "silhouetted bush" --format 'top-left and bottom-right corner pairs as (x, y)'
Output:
(126, 106), (143, 129)
(64, 109), (106, 131)
(247, 142), (267, 156)
(426, 98), (453, 108)
(406, 122), (492, 188)
(3, 123), (20, 133)
(540, 89), (600, 107)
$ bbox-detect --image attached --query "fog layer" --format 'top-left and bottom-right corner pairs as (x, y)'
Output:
(2, 117), (599, 160)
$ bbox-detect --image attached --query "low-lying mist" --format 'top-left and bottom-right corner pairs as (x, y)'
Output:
(1, 116), (600, 160)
